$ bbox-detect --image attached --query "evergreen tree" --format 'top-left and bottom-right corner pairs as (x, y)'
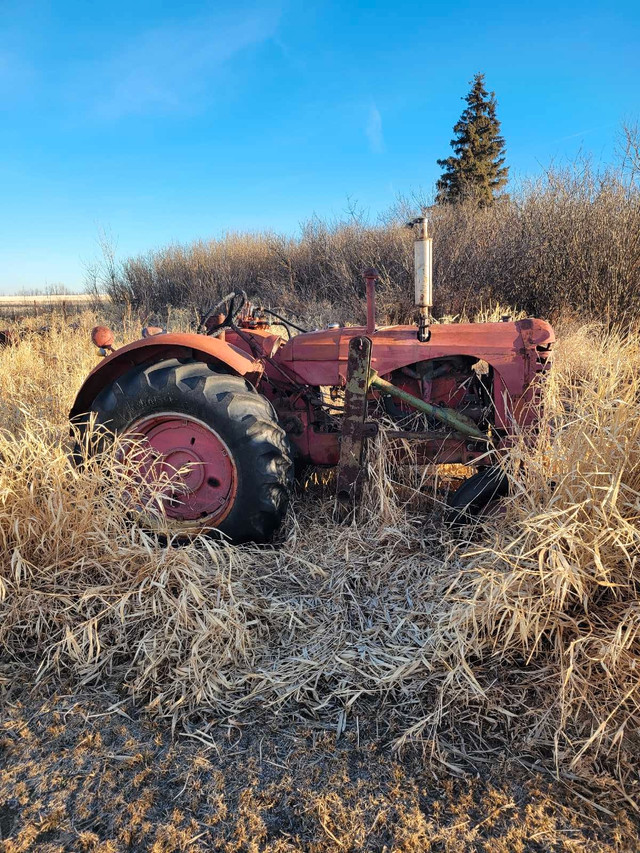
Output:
(436, 73), (509, 205)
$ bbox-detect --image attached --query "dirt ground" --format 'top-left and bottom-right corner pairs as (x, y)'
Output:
(0, 687), (637, 853)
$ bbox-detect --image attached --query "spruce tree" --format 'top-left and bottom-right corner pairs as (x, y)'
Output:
(436, 73), (509, 206)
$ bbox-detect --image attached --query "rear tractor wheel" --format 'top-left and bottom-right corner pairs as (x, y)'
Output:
(75, 359), (293, 543)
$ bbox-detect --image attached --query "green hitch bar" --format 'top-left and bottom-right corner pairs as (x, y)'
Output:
(368, 370), (488, 442)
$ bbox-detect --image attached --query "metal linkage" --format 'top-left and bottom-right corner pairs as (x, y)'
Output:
(335, 336), (374, 510)
(368, 370), (488, 441)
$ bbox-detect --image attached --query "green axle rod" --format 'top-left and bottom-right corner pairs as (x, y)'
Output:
(368, 370), (488, 441)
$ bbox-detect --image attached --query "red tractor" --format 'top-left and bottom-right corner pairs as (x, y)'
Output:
(71, 216), (554, 542)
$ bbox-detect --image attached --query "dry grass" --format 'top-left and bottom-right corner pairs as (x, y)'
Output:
(405, 326), (640, 777)
(0, 311), (639, 829)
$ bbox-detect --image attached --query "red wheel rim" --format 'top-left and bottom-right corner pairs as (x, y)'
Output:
(124, 413), (237, 528)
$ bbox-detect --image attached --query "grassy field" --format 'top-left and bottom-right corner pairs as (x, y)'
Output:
(0, 294), (105, 322)
(0, 294), (95, 304)
(0, 310), (638, 851)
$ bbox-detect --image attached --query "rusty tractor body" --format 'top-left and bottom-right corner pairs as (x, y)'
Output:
(71, 217), (554, 542)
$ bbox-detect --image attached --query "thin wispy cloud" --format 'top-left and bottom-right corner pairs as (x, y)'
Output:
(366, 103), (384, 154)
(551, 123), (616, 144)
(76, 4), (280, 119)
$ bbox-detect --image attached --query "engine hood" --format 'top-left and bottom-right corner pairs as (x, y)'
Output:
(275, 319), (554, 391)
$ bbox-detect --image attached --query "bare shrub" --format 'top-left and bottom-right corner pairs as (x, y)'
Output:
(96, 221), (416, 328)
(95, 155), (640, 326)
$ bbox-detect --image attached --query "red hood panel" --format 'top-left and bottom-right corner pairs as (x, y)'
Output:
(277, 320), (554, 391)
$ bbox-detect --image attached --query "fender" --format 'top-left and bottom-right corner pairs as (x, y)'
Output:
(70, 333), (263, 420)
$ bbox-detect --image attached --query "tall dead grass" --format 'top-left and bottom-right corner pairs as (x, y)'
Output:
(0, 315), (639, 791)
(422, 325), (640, 775)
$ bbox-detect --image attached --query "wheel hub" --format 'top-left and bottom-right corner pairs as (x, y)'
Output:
(125, 414), (237, 526)
(162, 447), (205, 493)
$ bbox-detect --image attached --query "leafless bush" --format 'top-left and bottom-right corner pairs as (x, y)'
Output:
(96, 153), (640, 326)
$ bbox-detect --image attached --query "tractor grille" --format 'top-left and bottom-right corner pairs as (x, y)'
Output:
(527, 343), (554, 410)
(535, 342), (553, 373)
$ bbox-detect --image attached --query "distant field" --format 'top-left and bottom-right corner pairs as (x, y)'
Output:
(0, 292), (106, 318)
(0, 293), (103, 306)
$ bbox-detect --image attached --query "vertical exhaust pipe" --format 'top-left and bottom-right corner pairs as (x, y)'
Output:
(410, 212), (432, 342)
(363, 267), (379, 335)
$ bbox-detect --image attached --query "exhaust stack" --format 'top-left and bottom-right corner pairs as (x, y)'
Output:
(413, 213), (432, 342)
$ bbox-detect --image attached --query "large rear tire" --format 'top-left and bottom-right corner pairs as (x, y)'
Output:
(75, 358), (293, 543)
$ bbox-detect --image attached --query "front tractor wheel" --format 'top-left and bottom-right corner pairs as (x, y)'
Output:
(445, 466), (509, 525)
(78, 359), (293, 543)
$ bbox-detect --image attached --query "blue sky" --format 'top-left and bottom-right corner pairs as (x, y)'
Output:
(0, 0), (638, 292)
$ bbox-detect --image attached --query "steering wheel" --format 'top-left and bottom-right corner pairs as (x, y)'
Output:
(198, 291), (247, 336)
